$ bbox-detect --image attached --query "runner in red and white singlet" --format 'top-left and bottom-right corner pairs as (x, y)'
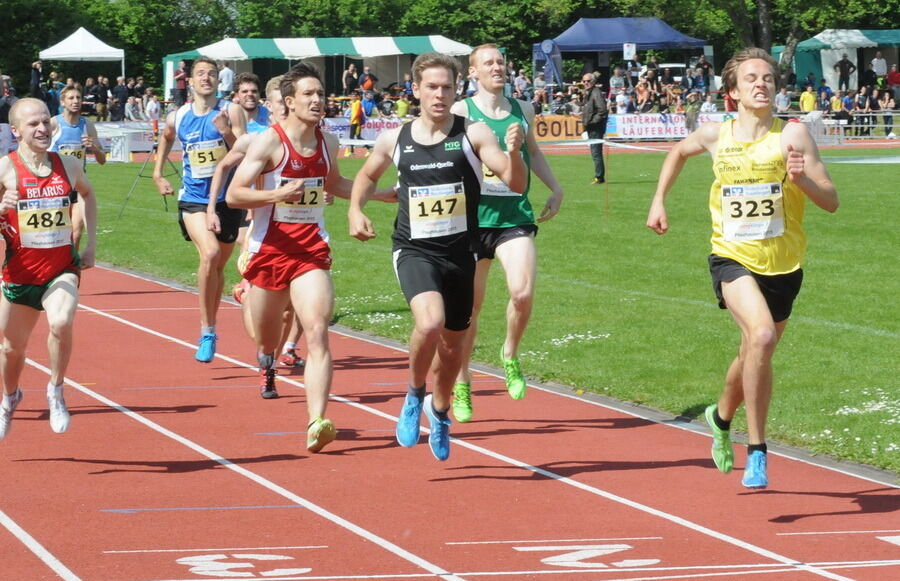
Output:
(241, 122), (333, 290)
(227, 62), (394, 453)
(0, 98), (98, 441)
(1, 150), (78, 285)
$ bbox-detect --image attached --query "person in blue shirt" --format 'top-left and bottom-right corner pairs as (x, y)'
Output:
(152, 58), (240, 363)
(49, 84), (106, 249)
(361, 91), (377, 117)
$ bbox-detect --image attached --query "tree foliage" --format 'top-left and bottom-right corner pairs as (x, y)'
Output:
(1, 0), (897, 91)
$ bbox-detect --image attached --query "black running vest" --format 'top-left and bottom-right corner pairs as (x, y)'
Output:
(391, 115), (483, 255)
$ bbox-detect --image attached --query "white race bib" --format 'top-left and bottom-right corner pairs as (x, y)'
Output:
(408, 182), (467, 239)
(721, 182), (784, 241)
(273, 177), (325, 224)
(57, 145), (85, 161)
(18, 196), (72, 249)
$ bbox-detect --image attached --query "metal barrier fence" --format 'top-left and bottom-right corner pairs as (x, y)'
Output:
(788, 111), (898, 146)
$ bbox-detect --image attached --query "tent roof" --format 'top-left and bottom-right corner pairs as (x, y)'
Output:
(549, 17), (706, 52)
(796, 29), (900, 51)
(165, 35), (472, 61)
(40, 27), (124, 61)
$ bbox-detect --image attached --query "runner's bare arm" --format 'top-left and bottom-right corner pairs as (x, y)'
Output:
(0, 158), (17, 214)
(213, 107), (236, 149)
(153, 111), (177, 195)
(321, 132), (396, 203)
(63, 155), (98, 268)
(782, 122), (839, 213)
(348, 128), (399, 240)
(520, 105), (563, 222)
(322, 132), (352, 201)
(646, 121), (720, 235)
(469, 120), (527, 194)
(227, 130), (302, 209)
(85, 120), (106, 165)
(229, 105), (247, 139)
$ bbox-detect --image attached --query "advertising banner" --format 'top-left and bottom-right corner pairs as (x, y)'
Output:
(534, 113), (732, 141)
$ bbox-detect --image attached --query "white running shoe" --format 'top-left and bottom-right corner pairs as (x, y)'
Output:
(47, 386), (70, 434)
(0, 389), (23, 441)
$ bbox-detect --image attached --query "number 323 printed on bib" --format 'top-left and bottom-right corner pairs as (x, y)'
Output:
(721, 182), (784, 242)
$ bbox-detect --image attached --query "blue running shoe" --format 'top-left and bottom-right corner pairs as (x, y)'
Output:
(396, 391), (423, 447)
(195, 333), (217, 362)
(423, 394), (451, 461)
(742, 450), (768, 489)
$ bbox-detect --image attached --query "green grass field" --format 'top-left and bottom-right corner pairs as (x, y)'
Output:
(92, 147), (899, 473)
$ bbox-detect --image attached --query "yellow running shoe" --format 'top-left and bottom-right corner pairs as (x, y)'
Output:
(307, 417), (337, 453)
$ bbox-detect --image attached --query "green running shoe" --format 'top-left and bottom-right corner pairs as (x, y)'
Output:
(452, 382), (473, 423)
(704, 404), (734, 473)
(501, 346), (527, 400)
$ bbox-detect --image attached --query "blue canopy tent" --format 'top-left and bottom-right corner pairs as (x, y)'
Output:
(534, 17), (707, 87)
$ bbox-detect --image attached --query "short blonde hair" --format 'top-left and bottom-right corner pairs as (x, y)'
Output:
(265, 74), (283, 99)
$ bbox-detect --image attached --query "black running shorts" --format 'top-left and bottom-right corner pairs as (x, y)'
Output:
(708, 254), (803, 323)
(393, 247), (476, 331)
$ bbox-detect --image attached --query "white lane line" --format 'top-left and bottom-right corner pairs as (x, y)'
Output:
(104, 545), (326, 554)
(78, 304), (850, 581)
(778, 529), (900, 536)
(148, 558), (900, 581)
(333, 324), (900, 490)
(0, 508), (81, 580)
(446, 537), (662, 545)
(24, 354), (465, 581)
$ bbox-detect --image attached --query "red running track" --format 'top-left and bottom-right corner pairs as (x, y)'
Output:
(1, 266), (898, 581)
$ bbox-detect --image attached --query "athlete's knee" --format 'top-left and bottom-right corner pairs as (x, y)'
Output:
(0, 339), (26, 359)
(414, 314), (445, 341)
(746, 325), (778, 355)
(198, 245), (222, 268)
(508, 285), (534, 312)
(46, 311), (75, 338)
(301, 316), (329, 344)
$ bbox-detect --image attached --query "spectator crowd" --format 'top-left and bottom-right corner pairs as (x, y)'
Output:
(4, 51), (897, 140)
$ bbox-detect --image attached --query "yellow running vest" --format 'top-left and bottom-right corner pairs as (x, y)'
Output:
(709, 118), (806, 275)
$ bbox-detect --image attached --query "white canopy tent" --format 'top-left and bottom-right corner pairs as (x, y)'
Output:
(40, 27), (125, 78)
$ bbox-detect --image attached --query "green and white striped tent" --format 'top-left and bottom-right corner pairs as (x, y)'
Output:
(775, 29), (899, 92)
(163, 35), (472, 99)
(795, 29), (900, 51)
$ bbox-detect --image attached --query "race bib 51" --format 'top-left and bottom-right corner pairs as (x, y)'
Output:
(187, 139), (226, 179)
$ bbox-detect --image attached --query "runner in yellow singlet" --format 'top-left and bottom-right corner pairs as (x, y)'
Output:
(646, 48), (839, 490)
